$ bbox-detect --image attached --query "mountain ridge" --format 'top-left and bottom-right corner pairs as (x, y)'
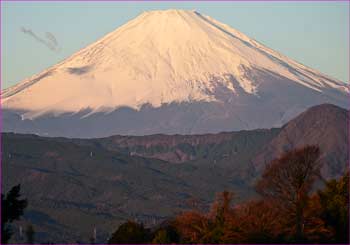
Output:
(2, 9), (348, 137)
(2, 103), (348, 243)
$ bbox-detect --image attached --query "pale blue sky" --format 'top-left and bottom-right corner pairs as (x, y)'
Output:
(1, 1), (349, 89)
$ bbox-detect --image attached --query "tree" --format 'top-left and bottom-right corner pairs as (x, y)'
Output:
(1, 184), (28, 243)
(300, 194), (333, 242)
(152, 230), (171, 244)
(25, 224), (35, 244)
(317, 171), (349, 243)
(235, 200), (284, 243)
(174, 210), (210, 243)
(108, 220), (151, 244)
(208, 191), (236, 243)
(151, 220), (180, 244)
(175, 191), (237, 243)
(256, 145), (321, 242)
(209, 191), (234, 223)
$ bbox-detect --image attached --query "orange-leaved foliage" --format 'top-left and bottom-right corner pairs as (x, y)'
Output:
(173, 145), (348, 244)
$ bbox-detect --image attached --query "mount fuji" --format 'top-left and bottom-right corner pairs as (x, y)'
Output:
(2, 9), (349, 137)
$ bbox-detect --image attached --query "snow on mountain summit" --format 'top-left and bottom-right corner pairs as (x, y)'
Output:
(2, 9), (348, 119)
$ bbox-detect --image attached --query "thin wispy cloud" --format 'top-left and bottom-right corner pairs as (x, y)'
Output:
(20, 27), (61, 52)
(45, 32), (58, 47)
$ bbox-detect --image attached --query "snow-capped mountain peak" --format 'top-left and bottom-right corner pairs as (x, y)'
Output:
(2, 9), (348, 137)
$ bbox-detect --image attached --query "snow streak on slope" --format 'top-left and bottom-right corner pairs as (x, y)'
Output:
(2, 9), (349, 120)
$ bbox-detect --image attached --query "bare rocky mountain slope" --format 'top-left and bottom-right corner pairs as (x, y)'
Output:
(2, 104), (348, 243)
